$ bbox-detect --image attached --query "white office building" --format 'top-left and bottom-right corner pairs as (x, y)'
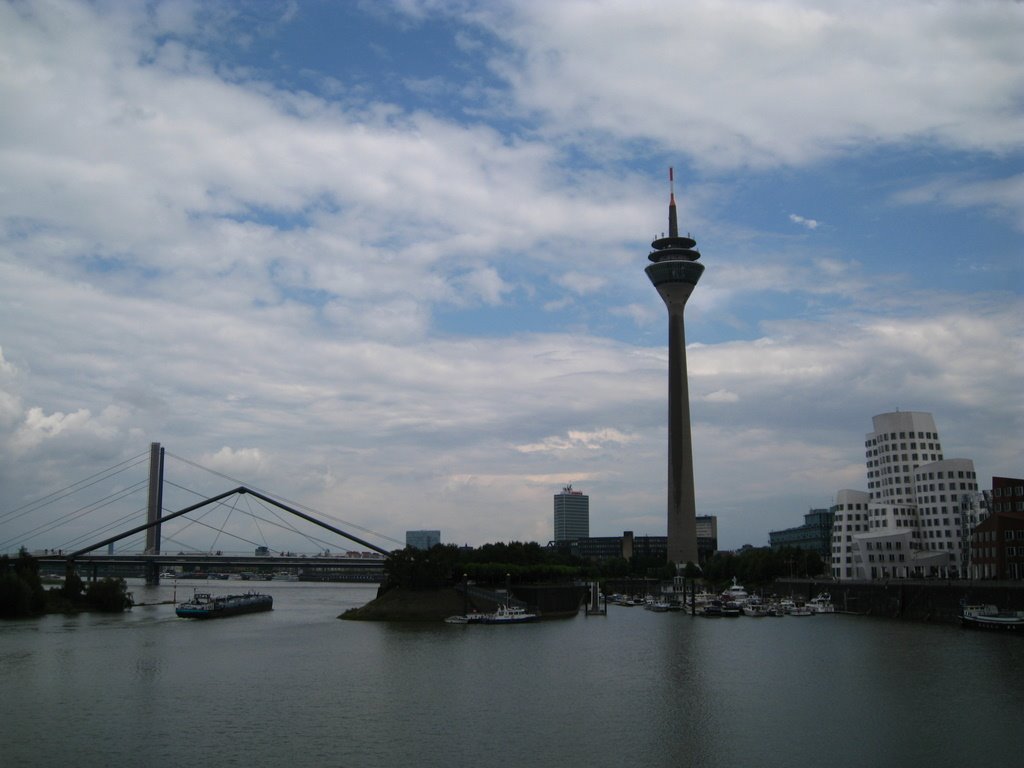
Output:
(831, 411), (979, 580)
(830, 489), (871, 580)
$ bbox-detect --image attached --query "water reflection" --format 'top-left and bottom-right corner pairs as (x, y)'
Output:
(2, 583), (1022, 767)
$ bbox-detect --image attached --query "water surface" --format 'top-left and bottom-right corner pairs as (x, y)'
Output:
(2, 581), (1020, 767)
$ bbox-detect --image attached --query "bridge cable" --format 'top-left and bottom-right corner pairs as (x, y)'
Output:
(207, 494), (241, 554)
(0, 452), (149, 526)
(247, 493), (322, 552)
(0, 479), (149, 552)
(55, 504), (149, 553)
(242, 493), (271, 551)
(164, 451), (404, 548)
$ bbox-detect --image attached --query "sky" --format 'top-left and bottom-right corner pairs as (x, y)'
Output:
(1, 0), (1022, 556)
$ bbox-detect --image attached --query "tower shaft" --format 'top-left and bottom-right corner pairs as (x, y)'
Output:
(665, 305), (698, 566)
(645, 169), (704, 568)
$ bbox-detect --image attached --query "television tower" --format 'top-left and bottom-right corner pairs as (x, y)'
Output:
(645, 168), (704, 567)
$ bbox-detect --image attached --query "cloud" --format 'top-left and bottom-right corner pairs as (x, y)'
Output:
(10, 405), (131, 455)
(555, 271), (608, 296)
(468, 0), (1024, 168)
(789, 214), (819, 230)
(514, 428), (638, 455)
(702, 390), (740, 404)
(0, 1), (1019, 553)
(201, 446), (267, 478)
(892, 172), (1024, 232)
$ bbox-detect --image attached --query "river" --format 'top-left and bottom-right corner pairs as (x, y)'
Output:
(1, 580), (1021, 767)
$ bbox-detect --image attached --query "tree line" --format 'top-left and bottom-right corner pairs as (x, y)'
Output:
(0, 549), (133, 619)
(383, 541), (825, 592)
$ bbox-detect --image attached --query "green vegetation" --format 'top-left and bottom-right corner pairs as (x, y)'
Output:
(0, 550), (133, 618)
(0, 549), (47, 618)
(701, 546), (824, 588)
(383, 541), (683, 591)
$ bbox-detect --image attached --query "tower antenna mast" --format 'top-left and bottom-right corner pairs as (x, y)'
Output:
(668, 167), (679, 238)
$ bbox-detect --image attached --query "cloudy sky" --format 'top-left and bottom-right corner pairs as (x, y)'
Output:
(1, 0), (1021, 556)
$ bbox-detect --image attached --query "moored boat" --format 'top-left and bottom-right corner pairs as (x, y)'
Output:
(444, 610), (486, 624)
(959, 604), (1024, 632)
(701, 599), (724, 617)
(721, 577), (749, 606)
(479, 604), (539, 624)
(808, 592), (835, 614)
(742, 599), (769, 617)
(787, 601), (814, 617)
(175, 591), (273, 619)
(721, 600), (742, 617)
(645, 597), (672, 612)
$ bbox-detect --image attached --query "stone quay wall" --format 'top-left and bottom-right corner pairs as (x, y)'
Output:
(774, 578), (1024, 624)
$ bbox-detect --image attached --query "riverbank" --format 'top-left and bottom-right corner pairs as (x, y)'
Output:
(774, 578), (1024, 624)
(340, 586), (473, 621)
(340, 583), (587, 621)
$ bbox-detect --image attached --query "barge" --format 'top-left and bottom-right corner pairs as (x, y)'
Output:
(176, 591), (273, 619)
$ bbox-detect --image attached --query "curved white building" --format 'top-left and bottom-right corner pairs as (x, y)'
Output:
(914, 458), (978, 572)
(830, 489), (870, 580)
(832, 412), (978, 580)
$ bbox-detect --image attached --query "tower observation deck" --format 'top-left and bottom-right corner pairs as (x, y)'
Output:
(645, 168), (704, 568)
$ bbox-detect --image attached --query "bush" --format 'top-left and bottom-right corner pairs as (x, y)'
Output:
(84, 578), (133, 612)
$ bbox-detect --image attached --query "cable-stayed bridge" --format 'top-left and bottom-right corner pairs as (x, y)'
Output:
(1, 443), (400, 584)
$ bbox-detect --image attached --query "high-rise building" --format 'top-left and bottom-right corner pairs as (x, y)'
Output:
(769, 508), (834, 560)
(553, 485), (589, 542)
(831, 411), (979, 580)
(406, 530), (441, 550)
(645, 168), (704, 567)
(695, 515), (719, 563)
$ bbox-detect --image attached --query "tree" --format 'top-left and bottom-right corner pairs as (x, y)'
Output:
(84, 578), (133, 612)
(0, 549), (46, 618)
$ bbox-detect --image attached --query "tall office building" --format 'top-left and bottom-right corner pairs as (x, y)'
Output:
(553, 485), (589, 542)
(645, 169), (704, 567)
(406, 530), (441, 550)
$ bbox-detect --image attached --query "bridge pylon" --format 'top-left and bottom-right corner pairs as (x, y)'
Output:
(144, 442), (164, 585)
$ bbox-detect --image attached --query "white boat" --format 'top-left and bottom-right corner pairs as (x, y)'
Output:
(685, 590), (715, 612)
(479, 604), (539, 624)
(808, 593), (835, 614)
(959, 604), (1024, 631)
(444, 610), (485, 624)
(645, 599), (672, 612)
(742, 599), (769, 617)
(721, 577), (749, 605)
(787, 602), (814, 617)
